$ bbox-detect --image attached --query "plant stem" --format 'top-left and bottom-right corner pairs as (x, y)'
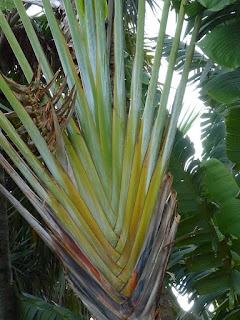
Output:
(161, 13), (203, 172)
(146, 0), (188, 190)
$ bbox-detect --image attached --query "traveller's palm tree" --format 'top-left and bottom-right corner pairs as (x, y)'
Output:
(0, 0), (202, 318)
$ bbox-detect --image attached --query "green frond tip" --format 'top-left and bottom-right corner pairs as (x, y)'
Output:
(17, 292), (87, 320)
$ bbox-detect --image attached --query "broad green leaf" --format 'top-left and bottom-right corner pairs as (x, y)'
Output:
(18, 292), (86, 320)
(197, 0), (221, 8)
(202, 71), (240, 104)
(210, 0), (237, 11)
(231, 251), (240, 266)
(186, 1), (203, 16)
(203, 158), (240, 237)
(168, 245), (197, 269)
(195, 271), (230, 295)
(201, 110), (232, 168)
(186, 252), (223, 272)
(197, 0), (236, 9)
(226, 107), (240, 166)
(199, 23), (240, 69)
(224, 308), (240, 319)
(169, 130), (202, 219)
(231, 270), (240, 296)
(203, 158), (239, 202)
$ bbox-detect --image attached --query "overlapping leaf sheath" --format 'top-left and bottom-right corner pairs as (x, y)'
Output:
(0, 0), (201, 318)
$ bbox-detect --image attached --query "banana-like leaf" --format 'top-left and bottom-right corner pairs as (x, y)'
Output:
(197, 0), (222, 8)
(201, 71), (240, 104)
(223, 307), (240, 320)
(17, 292), (87, 320)
(209, 0), (237, 11)
(195, 270), (231, 295)
(169, 131), (202, 219)
(226, 107), (240, 167)
(201, 110), (230, 165)
(199, 22), (240, 68)
(190, 290), (227, 317)
(197, 0), (237, 10)
(202, 158), (240, 237)
(186, 252), (223, 272)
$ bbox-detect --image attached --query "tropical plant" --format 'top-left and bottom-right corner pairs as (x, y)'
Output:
(3, 0), (236, 319)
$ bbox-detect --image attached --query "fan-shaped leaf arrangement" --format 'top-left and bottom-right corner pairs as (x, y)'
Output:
(0, 0), (201, 318)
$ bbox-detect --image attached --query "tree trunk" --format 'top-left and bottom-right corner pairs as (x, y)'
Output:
(0, 165), (16, 320)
